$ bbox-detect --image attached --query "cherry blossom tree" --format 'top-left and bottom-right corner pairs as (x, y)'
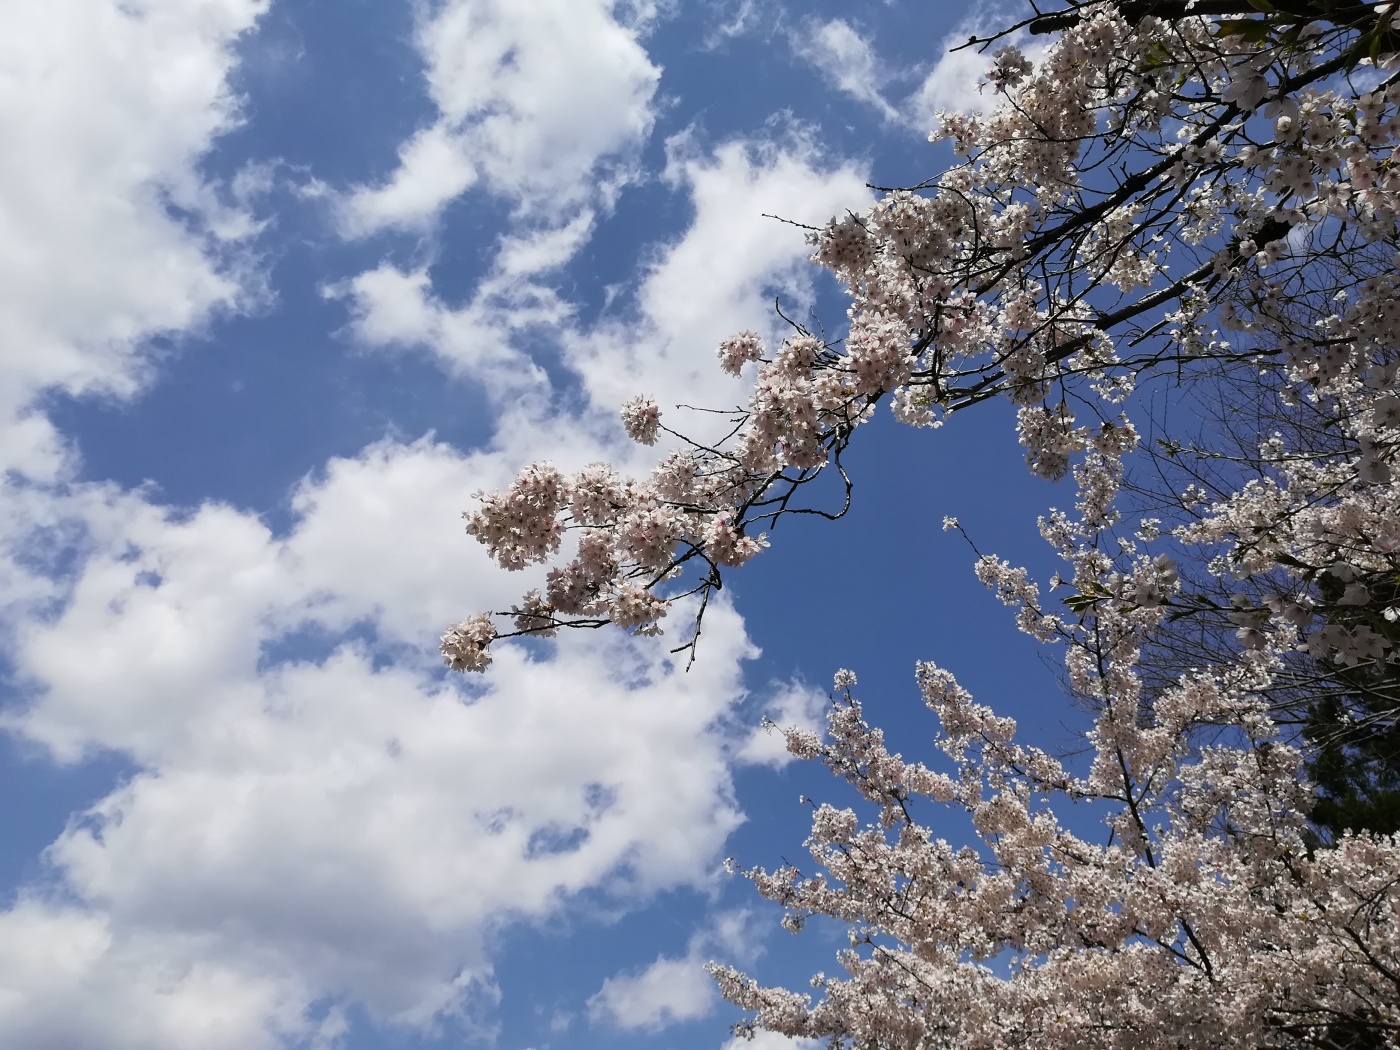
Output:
(445, 1), (1400, 1045)
(446, 0), (1400, 666)
(1124, 371), (1400, 841)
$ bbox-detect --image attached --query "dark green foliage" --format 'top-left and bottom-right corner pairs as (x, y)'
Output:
(1304, 573), (1400, 839)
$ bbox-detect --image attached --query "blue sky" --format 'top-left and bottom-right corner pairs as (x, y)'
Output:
(0, 2), (1080, 1048)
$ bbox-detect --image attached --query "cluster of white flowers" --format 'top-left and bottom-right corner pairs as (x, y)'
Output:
(716, 330), (765, 376)
(704, 512), (768, 567)
(439, 614), (496, 672)
(619, 395), (661, 446)
(463, 462), (568, 571)
(458, 448), (771, 642)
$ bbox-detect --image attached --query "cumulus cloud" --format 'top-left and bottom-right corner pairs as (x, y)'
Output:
(340, 124), (480, 237)
(339, 0), (660, 235)
(3, 436), (758, 1038)
(0, 0), (276, 797)
(0, 0), (267, 478)
(0, 14), (770, 1019)
(0, 4), (774, 1037)
(339, 126), (870, 441)
(0, 901), (341, 1050)
(588, 909), (759, 1031)
(588, 954), (717, 1031)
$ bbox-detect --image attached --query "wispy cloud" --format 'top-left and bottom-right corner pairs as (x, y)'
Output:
(789, 18), (900, 123)
(906, 13), (1051, 129)
(787, 11), (1052, 137)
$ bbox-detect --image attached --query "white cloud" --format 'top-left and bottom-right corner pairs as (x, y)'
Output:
(0, 4), (879, 1047)
(329, 213), (597, 397)
(906, 38), (999, 124)
(0, 901), (341, 1050)
(562, 129), (871, 438)
(735, 680), (828, 768)
(2, 435), (760, 1039)
(587, 909), (759, 1031)
(702, 0), (766, 46)
(786, 14), (1052, 137)
(0, 8), (804, 1036)
(588, 954), (716, 1031)
(496, 211), (598, 279)
(0, 0), (275, 780)
(722, 1032), (821, 1050)
(0, 0), (267, 477)
(339, 127), (870, 442)
(789, 19), (900, 122)
(339, 0), (660, 235)
(328, 261), (555, 397)
(905, 17), (1049, 129)
(339, 124), (480, 236)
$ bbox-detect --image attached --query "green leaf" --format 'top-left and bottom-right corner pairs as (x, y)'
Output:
(1063, 593), (1102, 613)
(1245, 0), (1277, 12)
(1216, 18), (1275, 42)
(1146, 42), (1174, 65)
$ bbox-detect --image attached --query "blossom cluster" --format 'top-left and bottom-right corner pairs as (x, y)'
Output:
(447, 444), (771, 667)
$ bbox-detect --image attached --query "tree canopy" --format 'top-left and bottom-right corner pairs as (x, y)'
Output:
(448, 2), (1400, 1046)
